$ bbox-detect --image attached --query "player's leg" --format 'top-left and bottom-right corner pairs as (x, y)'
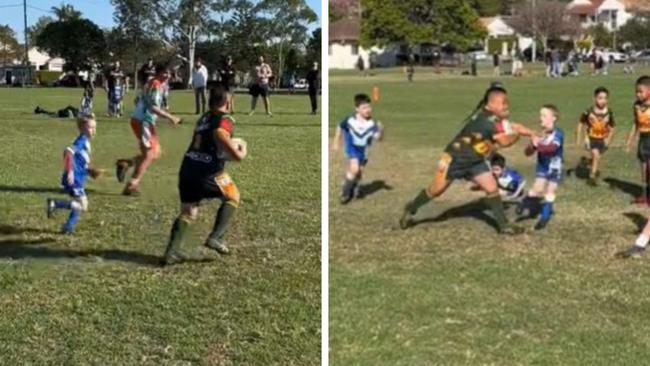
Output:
(354, 164), (365, 199)
(200, 87), (207, 114)
(472, 171), (523, 234)
(205, 173), (240, 255)
(589, 148), (601, 185)
(163, 202), (199, 265)
(341, 158), (361, 204)
(62, 195), (88, 233)
(116, 119), (141, 182)
(518, 177), (546, 218)
(535, 181), (557, 230)
(263, 89), (272, 116)
(124, 124), (160, 195)
(400, 155), (454, 229)
(250, 95), (258, 115)
(618, 215), (650, 258)
(194, 87), (201, 114)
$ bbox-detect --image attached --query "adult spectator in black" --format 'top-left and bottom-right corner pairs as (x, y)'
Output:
(219, 56), (237, 113)
(306, 61), (320, 115)
(138, 58), (155, 87)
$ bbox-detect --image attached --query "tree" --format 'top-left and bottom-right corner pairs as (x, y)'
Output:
(619, 15), (650, 50)
(261, 0), (318, 85)
(27, 16), (55, 45)
(221, 0), (271, 76)
(360, 0), (486, 51)
(0, 25), (19, 65)
(330, 0), (358, 22)
(588, 23), (613, 48)
(36, 18), (107, 72)
(51, 3), (82, 21)
(305, 27), (321, 68)
(510, 0), (578, 58)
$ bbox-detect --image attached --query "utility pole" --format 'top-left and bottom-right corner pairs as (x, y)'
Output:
(23, 0), (30, 85)
(531, 0), (537, 62)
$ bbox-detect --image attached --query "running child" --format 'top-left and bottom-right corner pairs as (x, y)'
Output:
(519, 104), (564, 230)
(116, 64), (182, 196)
(162, 87), (247, 265)
(46, 116), (101, 233)
(575, 86), (615, 186)
(332, 93), (383, 204)
(400, 84), (535, 234)
(626, 76), (650, 204)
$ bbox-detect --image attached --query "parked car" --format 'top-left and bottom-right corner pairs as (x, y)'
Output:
(633, 49), (650, 63)
(468, 51), (488, 61)
(604, 50), (629, 63)
(294, 78), (308, 89)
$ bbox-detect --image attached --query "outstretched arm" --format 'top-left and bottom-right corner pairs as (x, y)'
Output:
(332, 127), (342, 151)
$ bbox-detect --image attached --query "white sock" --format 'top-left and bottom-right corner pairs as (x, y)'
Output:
(635, 234), (649, 248)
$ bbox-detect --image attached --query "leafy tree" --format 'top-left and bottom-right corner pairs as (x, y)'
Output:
(36, 18), (107, 72)
(618, 15), (650, 50)
(51, 3), (82, 21)
(0, 24), (19, 65)
(589, 23), (612, 48)
(305, 27), (321, 68)
(221, 0), (271, 77)
(27, 16), (55, 46)
(360, 0), (486, 51)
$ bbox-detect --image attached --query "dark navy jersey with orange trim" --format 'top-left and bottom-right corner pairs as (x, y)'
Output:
(444, 110), (509, 165)
(580, 106), (615, 139)
(181, 111), (234, 176)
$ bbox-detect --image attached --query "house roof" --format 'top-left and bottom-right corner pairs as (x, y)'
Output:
(623, 0), (650, 11)
(567, 0), (605, 15)
(330, 17), (360, 42)
(479, 17), (496, 28)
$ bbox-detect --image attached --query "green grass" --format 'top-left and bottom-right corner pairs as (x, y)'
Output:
(330, 64), (650, 365)
(0, 87), (320, 365)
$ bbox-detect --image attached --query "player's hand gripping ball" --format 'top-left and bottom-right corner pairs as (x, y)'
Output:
(524, 142), (536, 157)
(220, 138), (248, 161)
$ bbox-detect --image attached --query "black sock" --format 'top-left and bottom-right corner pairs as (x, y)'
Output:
(209, 202), (237, 241)
(164, 217), (189, 257)
(342, 178), (355, 199)
(484, 194), (508, 230)
(407, 189), (432, 214)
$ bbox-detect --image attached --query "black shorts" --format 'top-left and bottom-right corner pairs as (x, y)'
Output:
(588, 137), (607, 153)
(639, 134), (650, 162)
(178, 173), (225, 204)
(447, 159), (491, 181)
(249, 83), (270, 97)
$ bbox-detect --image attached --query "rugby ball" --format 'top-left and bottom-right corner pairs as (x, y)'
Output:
(220, 138), (247, 161)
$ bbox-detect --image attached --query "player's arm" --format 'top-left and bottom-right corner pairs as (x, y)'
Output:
(575, 122), (583, 146)
(511, 123), (535, 137)
(606, 127), (615, 146)
(376, 122), (384, 141)
(215, 128), (246, 161)
(63, 148), (74, 185)
(150, 105), (180, 124)
(332, 127), (342, 151)
(626, 123), (638, 152)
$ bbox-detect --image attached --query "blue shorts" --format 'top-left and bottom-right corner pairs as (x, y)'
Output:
(535, 164), (562, 183)
(61, 176), (86, 198)
(345, 144), (368, 166)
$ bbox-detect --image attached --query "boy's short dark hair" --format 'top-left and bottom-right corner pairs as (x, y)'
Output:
(594, 86), (609, 96)
(636, 75), (650, 87)
(354, 93), (371, 107)
(209, 87), (228, 109)
(490, 153), (506, 168)
(542, 104), (559, 118)
(155, 63), (169, 75)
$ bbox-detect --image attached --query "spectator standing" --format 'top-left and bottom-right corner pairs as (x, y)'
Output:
(249, 56), (273, 116)
(306, 61), (320, 115)
(106, 61), (125, 117)
(138, 58), (155, 88)
(493, 51), (500, 77)
(219, 55), (237, 113)
(192, 57), (208, 114)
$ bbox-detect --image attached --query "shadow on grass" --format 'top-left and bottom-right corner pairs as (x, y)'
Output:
(624, 212), (646, 233)
(604, 178), (642, 199)
(357, 180), (393, 199)
(0, 224), (59, 235)
(566, 157), (591, 181)
(239, 122), (320, 127)
(411, 199), (500, 231)
(0, 185), (121, 197)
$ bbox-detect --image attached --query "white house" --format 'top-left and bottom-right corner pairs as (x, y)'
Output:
(567, 0), (633, 31)
(17, 47), (65, 71)
(328, 17), (395, 69)
(479, 16), (533, 55)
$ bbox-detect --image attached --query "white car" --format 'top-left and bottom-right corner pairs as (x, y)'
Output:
(468, 51), (488, 61)
(604, 50), (629, 63)
(294, 78), (308, 89)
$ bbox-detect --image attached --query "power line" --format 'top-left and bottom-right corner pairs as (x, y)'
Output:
(0, 4), (22, 8)
(25, 4), (49, 13)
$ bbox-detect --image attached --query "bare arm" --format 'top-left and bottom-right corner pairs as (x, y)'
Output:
(511, 122), (535, 137)
(150, 106), (180, 124)
(627, 124), (638, 152)
(215, 128), (246, 161)
(606, 127), (615, 146)
(576, 122), (583, 146)
(332, 127), (342, 151)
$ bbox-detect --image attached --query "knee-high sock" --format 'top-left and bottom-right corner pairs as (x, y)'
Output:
(209, 202), (237, 241)
(165, 217), (190, 256)
(406, 189), (432, 214)
(342, 178), (355, 199)
(484, 194), (508, 230)
(63, 206), (81, 231)
(540, 201), (554, 221)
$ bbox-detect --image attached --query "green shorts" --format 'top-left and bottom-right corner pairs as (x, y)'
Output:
(638, 133), (650, 162)
(446, 158), (491, 181)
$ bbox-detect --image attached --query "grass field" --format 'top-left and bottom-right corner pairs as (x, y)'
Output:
(329, 64), (650, 365)
(0, 87), (320, 365)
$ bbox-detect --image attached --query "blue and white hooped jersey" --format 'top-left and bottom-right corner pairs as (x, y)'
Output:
(537, 127), (564, 171)
(62, 134), (91, 188)
(339, 115), (380, 150)
(497, 168), (525, 196)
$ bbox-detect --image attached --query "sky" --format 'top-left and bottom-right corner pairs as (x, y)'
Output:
(0, 0), (322, 40)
